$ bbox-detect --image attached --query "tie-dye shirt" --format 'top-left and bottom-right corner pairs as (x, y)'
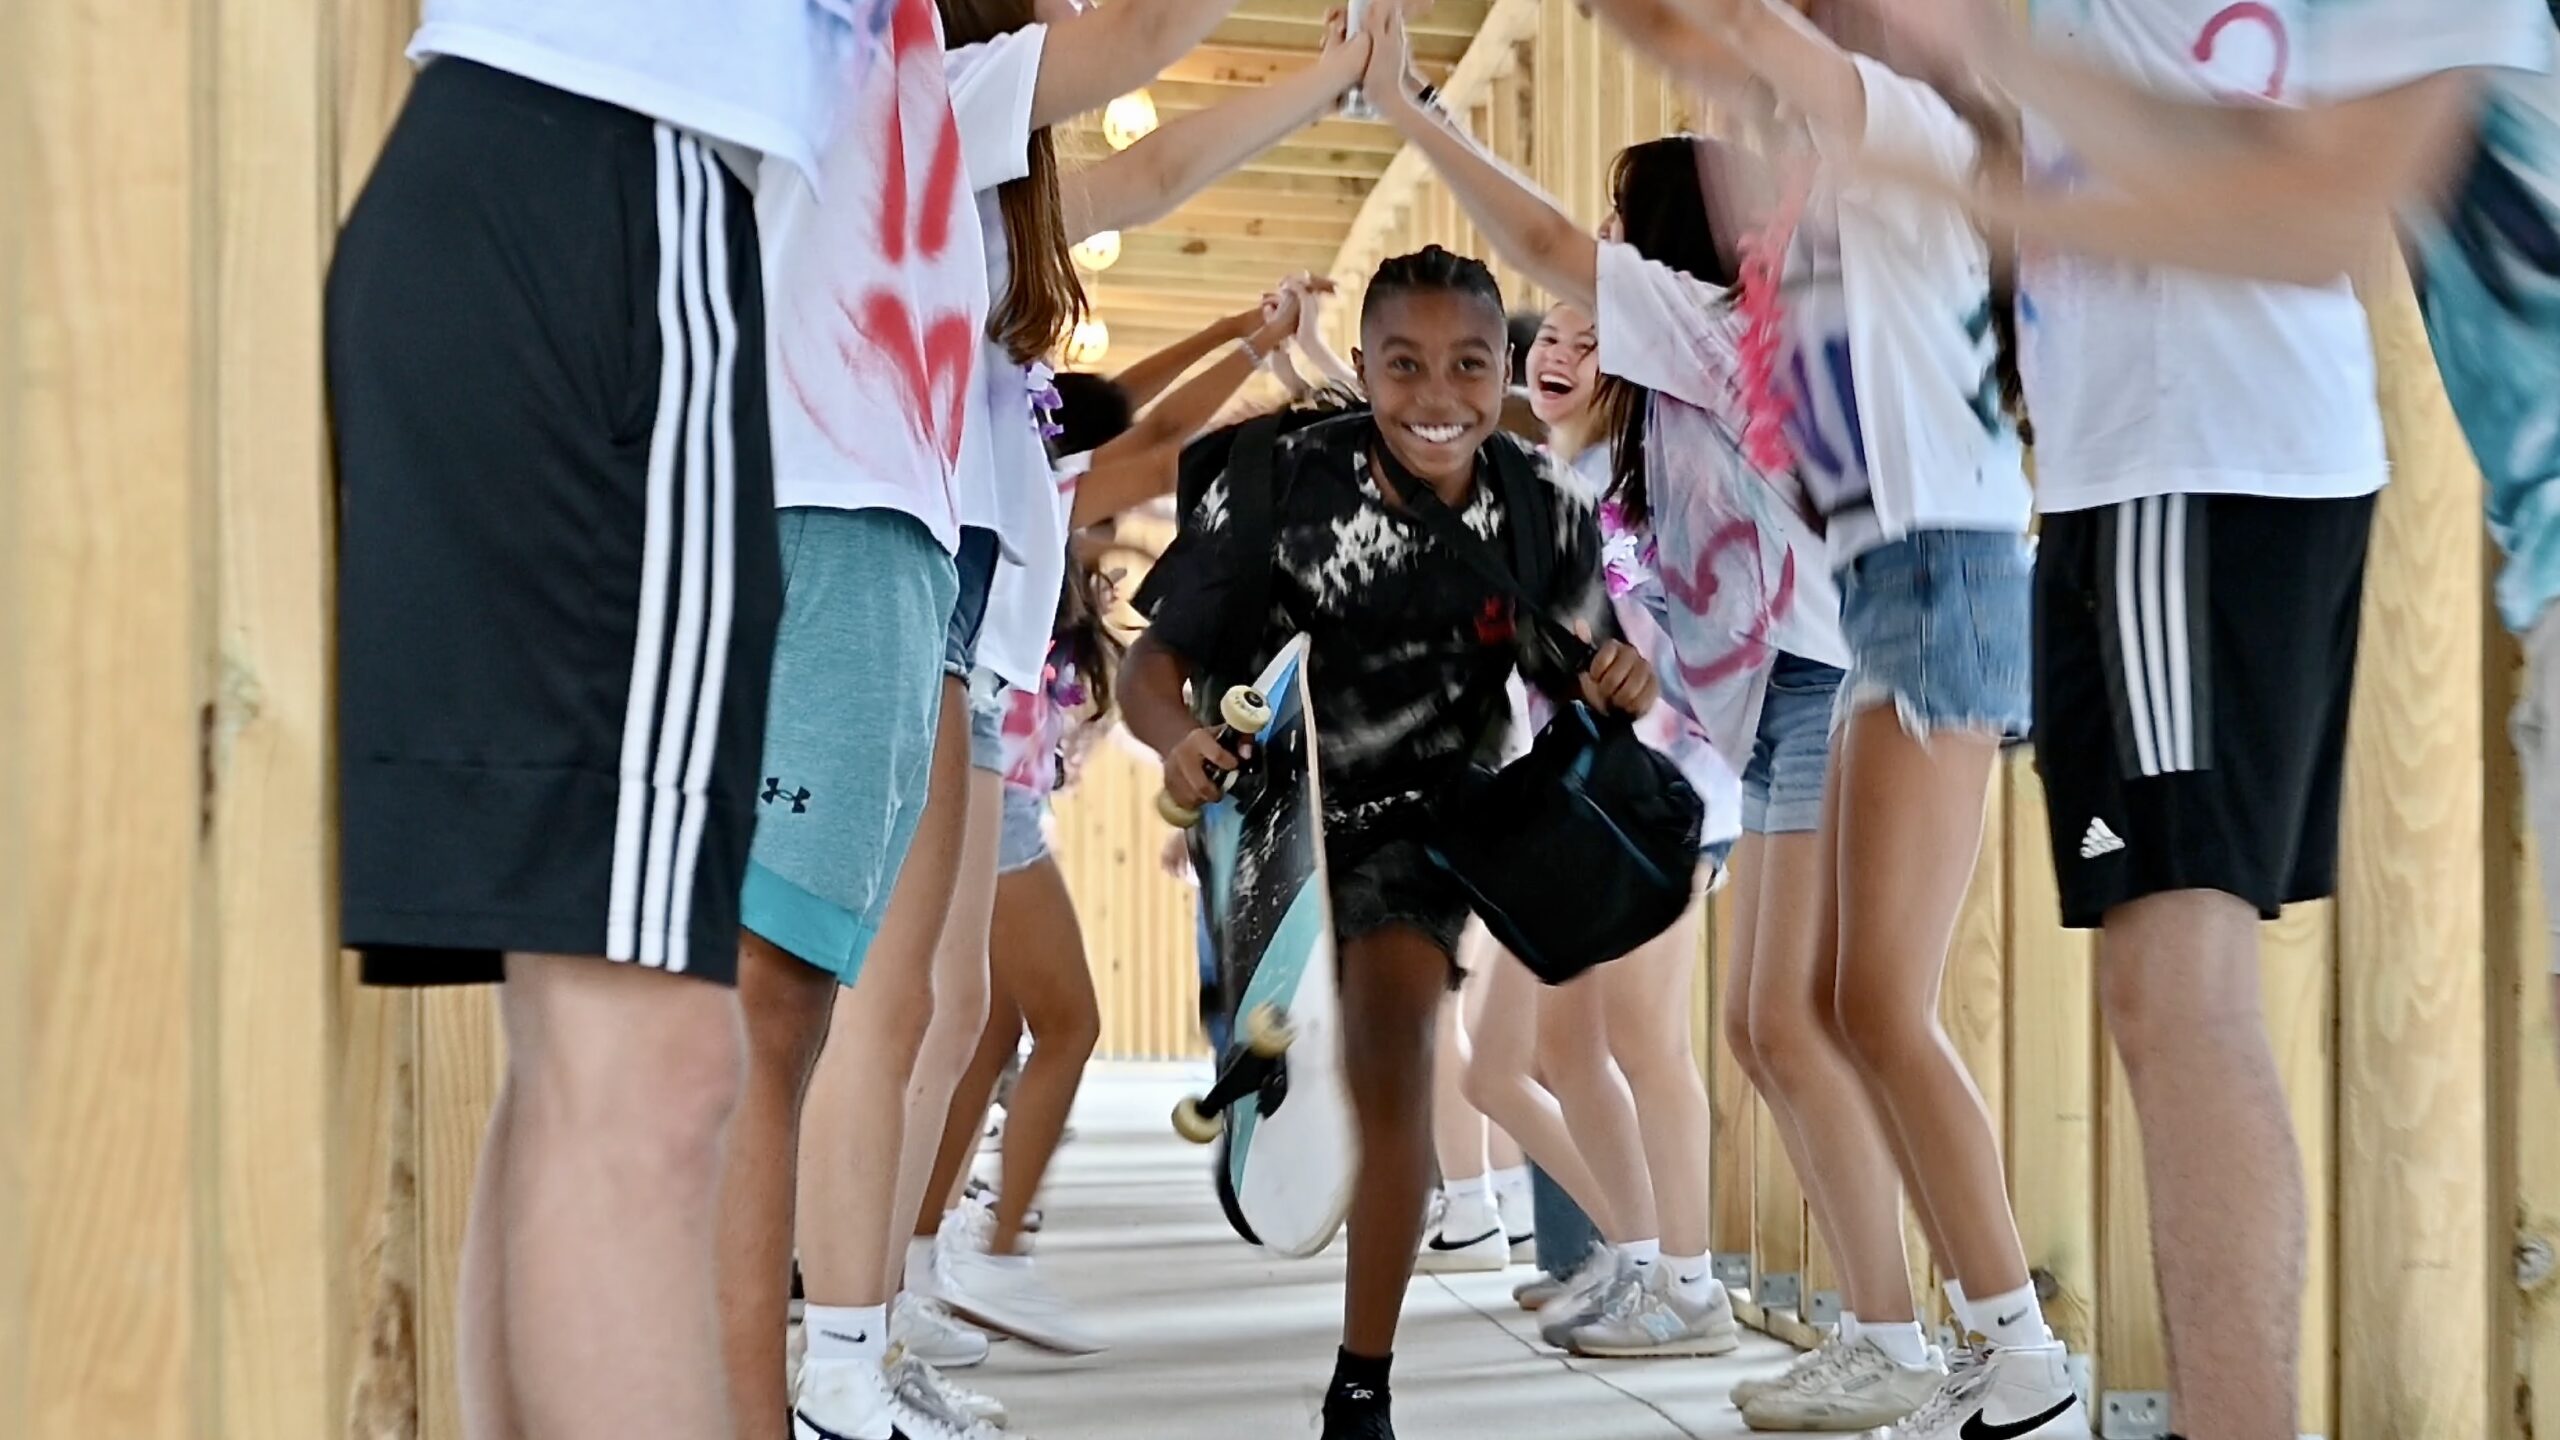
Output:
(1141, 415), (1610, 838)
(997, 645), (1088, 800)
(2384, 5), (2560, 630)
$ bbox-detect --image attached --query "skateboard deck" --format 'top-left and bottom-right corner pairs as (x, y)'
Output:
(1171, 636), (1356, 1258)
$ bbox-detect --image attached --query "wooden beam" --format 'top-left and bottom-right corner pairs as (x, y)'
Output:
(1147, 206), (1356, 244)
(1205, 17), (1475, 58)
(2337, 249), (2491, 1439)
(1117, 230), (1345, 271)
(1226, 0), (1490, 38)
(1152, 188), (1364, 223)
(1333, 0), (1539, 282)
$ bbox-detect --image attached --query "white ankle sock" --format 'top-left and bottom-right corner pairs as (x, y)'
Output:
(805, 1303), (888, 1364)
(1973, 1281), (2046, 1349)
(1837, 1311), (1862, 1346)
(1864, 1319), (1931, 1368)
(1490, 1165), (1533, 1231)
(906, 1236), (939, 1288)
(1665, 1252), (1715, 1305)
(1620, 1238), (1661, 1271)
(1943, 1279), (1970, 1333)
(1440, 1175), (1499, 1238)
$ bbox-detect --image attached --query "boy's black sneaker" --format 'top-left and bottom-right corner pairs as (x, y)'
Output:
(1320, 1384), (1395, 1440)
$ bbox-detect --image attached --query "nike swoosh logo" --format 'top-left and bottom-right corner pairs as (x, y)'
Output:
(1995, 1310), (2028, 1330)
(1961, 1394), (2078, 1440)
(1428, 1227), (1503, 1251)
(814, 1329), (868, 1345)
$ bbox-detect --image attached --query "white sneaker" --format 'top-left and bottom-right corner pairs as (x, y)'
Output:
(1512, 1270), (1571, 1311)
(892, 1292), (990, 1369)
(890, 1349), (1007, 1429)
(792, 1357), (896, 1440)
(884, 1352), (1005, 1440)
(940, 1196), (997, 1257)
(1731, 1333), (1850, 1409)
(940, 1246), (1107, 1354)
(1565, 1269), (1742, 1357)
(1494, 1183), (1535, 1263)
(1536, 1248), (1631, 1349)
(1416, 1220), (1510, 1273)
(1741, 1337), (1945, 1431)
(1887, 1342), (2087, 1440)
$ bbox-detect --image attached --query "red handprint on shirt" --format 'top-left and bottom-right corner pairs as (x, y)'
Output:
(2193, 2), (2289, 100)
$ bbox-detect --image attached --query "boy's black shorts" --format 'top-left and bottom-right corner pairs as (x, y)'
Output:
(2032, 491), (2374, 930)
(329, 61), (781, 987)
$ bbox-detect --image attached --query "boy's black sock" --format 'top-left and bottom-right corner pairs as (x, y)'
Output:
(1326, 1347), (1393, 1405)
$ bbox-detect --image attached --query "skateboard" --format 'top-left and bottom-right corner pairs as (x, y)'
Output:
(1158, 635), (1357, 1259)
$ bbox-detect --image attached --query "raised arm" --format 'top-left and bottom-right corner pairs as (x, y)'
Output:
(1030, 0), (1252, 129)
(1362, 12), (1599, 309)
(1072, 297), (1303, 527)
(1114, 307), (1259, 410)
(1872, 0), (2487, 283)
(1288, 273), (1363, 394)
(1064, 23), (1368, 237)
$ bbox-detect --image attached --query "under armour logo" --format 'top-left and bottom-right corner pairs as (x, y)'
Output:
(1473, 597), (1516, 646)
(762, 778), (812, 813)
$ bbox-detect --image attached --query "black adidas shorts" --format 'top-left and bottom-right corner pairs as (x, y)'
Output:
(2032, 491), (2375, 930)
(329, 61), (782, 987)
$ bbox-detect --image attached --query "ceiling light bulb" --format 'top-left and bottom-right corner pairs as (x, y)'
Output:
(1102, 90), (1159, 150)
(1070, 230), (1122, 272)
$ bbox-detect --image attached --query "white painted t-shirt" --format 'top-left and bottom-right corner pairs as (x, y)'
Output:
(2020, 0), (2403, 512)
(947, 26), (1069, 691)
(758, 0), (987, 547)
(410, 0), (848, 184)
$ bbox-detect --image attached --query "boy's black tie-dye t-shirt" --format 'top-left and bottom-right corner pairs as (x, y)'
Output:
(1142, 414), (1612, 841)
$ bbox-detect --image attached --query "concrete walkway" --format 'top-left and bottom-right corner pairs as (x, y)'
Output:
(961, 1064), (1795, 1439)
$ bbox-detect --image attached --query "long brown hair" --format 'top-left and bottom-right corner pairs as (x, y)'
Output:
(1597, 137), (1733, 530)
(937, 0), (1088, 365)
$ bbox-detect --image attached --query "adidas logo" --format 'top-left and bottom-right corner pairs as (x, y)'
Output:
(2079, 817), (2126, 860)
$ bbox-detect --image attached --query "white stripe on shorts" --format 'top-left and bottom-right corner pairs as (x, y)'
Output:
(610, 129), (734, 969)
(2113, 494), (2198, 777)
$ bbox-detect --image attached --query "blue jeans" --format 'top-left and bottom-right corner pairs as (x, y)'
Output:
(1532, 1165), (1600, 1279)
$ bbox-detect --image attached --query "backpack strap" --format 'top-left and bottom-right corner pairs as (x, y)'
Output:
(1377, 429), (1597, 675)
(1486, 435), (1557, 609)
(1207, 411), (1291, 697)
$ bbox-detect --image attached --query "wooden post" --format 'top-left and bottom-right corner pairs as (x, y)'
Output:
(2492, 619), (2560, 1437)
(2262, 901), (2337, 1435)
(2336, 255), (2492, 1439)
(2003, 757), (2098, 1355)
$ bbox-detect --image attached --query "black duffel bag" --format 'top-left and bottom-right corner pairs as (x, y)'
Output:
(1386, 444), (1705, 985)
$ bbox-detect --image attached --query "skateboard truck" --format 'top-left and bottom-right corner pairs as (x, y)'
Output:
(1171, 1003), (1296, 1142)
(1156, 683), (1275, 828)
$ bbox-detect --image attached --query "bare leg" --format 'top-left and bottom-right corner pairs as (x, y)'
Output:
(796, 681), (970, 1308)
(1339, 926), (1453, 1355)
(1730, 822), (1920, 1325)
(1461, 949), (1623, 1237)
(2100, 890), (2301, 1440)
(1431, 942), (1494, 1186)
(458, 1083), (520, 1440)
(1599, 889), (1714, 1259)
(987, 855), (1102, 1253)
(1827, 710), (2030, 1303)
(884, 769), (1003, 1293)
(1535, 970), (1659, 1245)
(930, 994), (1020, 1242)
(716, 935), (839, 1440)
(497, 953), (746, 1440)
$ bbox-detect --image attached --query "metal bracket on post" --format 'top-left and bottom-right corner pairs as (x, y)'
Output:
(1758, 1271), (1802, 1313)
(1712, 1253), (1752, 1290)
(2100, 1392), (2170, 1440)
(1805, 1290), (1843, 1327)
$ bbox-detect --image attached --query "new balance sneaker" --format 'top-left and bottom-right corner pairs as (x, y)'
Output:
(1512, 1270), (1571, 1311)
(890, 1349), (1007, 1429)
(1536, 1249), (1631, 1349)
(1416, 1221), (1510, 1273)
(892, 1292), (991, 1369)
(1740, 1338), (1945, 1431)
(1731, 1333), (1852, 1409)
(792, 1357), (895, 1440)
(939, 1247), (1106, 1354)
(1565, 1269), (1743, 1357)
(1887, 1342), (2087, 1440)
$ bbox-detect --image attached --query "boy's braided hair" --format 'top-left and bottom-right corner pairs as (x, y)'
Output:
(1360, 245), (1507, 330)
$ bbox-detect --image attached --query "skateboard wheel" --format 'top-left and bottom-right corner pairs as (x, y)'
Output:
(1172, 1095), (1223, 1144)
(1242, 1003), (1295, 1058)
(1220, 685), (1274, 735)
(1156, 790), (1202, 829)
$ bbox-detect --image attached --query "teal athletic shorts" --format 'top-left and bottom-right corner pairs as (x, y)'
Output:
(741, 508), (958, 983)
